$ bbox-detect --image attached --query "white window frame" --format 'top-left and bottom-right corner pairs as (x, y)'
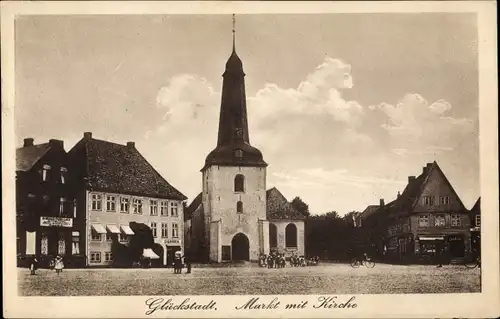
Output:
(71, 232), (80, 255)
(475, 215), (481, 227)
(150, 222), (157, 238)
(150, 200), (158, 216)
(59, 197), (66, 215)
(90, 252), (101, 263)
(120, 197), (130, 213)
(91, 231), (101, 242)
(170, 201), (179, 217)
(418, 215), (429, 227)
(119, 233), (128, 242)
(172, 223), (179, 238)
(451, 214), (462, 227)
(42, 164), (51, 182)
(106, 195), (116, 212)
(91, 194), (102, 211)
(133, 198), (143, 215)
(161, 223), (168, 238)
(104, 252), (113, 262)
(160, 201), (168, 216)
(60, 167), (67, 184)
(434, 215), (446, 227)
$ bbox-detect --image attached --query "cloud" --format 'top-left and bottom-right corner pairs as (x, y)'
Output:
(372, 93), (475, 154)
(146, 59), (477, 214)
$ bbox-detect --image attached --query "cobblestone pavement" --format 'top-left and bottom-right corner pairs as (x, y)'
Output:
(19, 263), (481, 296)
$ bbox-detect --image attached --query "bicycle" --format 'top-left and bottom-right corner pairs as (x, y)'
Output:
(464, 256), (481, 269)
(350, 257), (375, 268)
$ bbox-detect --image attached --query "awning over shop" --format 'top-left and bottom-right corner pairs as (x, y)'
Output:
(418, 236), (444, 241)
(121, 225), (135, 235)
(143, 248), (160, 259)
(92, 224), (107, 234)
(106, 224), (120, 234)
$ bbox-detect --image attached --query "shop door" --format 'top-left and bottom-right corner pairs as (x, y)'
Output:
(166, 246), (181, 267)
(449, 237), (465, 258)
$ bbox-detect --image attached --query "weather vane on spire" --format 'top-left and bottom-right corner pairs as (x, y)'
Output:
(232, 14), (236, 51)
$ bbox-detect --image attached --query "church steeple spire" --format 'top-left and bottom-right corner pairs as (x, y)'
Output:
(202, 14), (267, 171)
(232, 13), (236, 52)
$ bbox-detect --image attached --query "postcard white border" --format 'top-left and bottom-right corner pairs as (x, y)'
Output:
(2, 1), (499, 318)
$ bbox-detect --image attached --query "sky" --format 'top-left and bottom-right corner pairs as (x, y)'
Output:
(15, 14), (479, 215)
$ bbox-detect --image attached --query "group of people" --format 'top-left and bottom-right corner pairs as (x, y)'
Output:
(259, 253), (320, 268)
(173, 252), (191, 274)
(29, 255), (64, 275)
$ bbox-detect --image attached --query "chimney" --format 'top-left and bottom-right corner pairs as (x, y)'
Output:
(83, 132), (92, 139)
(23, 138), (34, 147)
(423, 162), (433, 174)
(49, 139), (64, 149)
(397, 191), (401, 199)
(380, 198), (385, 207)
(408, 176), (416, 184)
(127, 142), (135, 149)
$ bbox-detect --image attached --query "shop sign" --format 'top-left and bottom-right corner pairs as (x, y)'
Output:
(40, 216), (73, 228)
(164, 238), (181, 245)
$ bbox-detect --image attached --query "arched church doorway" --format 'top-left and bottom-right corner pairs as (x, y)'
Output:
(231, 233), (250, 261)
(269, 223), (277, 249)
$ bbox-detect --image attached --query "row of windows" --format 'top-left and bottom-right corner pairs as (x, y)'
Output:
(27, 194), (76, 217)
(418, 214), (462, 227)
(90, 193), (179, 217)
(41, 165), (67, 184)
(422, 196), (452, 206)
(150, 222), (179, 238)
(269, 223), (298, 248)
(90, 251), (112, 263)
(475, 215), (481, 227)
(91, 223), (180, 241)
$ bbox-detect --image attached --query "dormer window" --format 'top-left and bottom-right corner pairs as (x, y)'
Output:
(42, 165), (51, 182)
(60, 167), (67, 184)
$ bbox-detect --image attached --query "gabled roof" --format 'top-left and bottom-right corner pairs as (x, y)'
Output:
(386, 161), (466, 215)
(185, 192), (203, 220)
(470, 197), (481, 214)
(69, 136), (186, 201)
(361, 205), (380, 219)
(16, 143), (51, 172)
(266, 187), (305, 220)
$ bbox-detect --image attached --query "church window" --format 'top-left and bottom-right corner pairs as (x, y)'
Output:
(285, 223), (298, 248)
(234, 174), (245, 192)
(269, 223), (277, 248)
(236, 201), (243, 214)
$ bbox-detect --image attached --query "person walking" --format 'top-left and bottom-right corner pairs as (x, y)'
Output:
(30, 256), (38, 275)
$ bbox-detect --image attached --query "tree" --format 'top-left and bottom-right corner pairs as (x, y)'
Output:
(291, 197), (310, 217)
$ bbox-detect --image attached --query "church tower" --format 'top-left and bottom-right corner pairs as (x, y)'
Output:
(201, 15), (269, 262)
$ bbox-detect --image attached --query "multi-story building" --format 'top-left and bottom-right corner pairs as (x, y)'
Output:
(362, 161), (471, 264)
(16, 138), (82, 267)
(68, 132), (187, 267)
(469, 197), (481, 256)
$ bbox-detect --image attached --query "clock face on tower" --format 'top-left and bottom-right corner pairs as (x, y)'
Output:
(235, 149), (243, 158)
(235, 128), (243, 138)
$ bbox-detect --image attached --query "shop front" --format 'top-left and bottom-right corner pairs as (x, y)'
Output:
(415, 235), (445, 264)
(470, 227), (480, 257)
(19, 216), (84, 268)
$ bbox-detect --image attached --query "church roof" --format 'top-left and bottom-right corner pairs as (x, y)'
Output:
(266, 187), (305, 221)
(68, 134), (187, 201)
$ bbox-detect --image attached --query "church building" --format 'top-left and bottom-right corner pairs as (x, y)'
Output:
(184, 16), (305, 262)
